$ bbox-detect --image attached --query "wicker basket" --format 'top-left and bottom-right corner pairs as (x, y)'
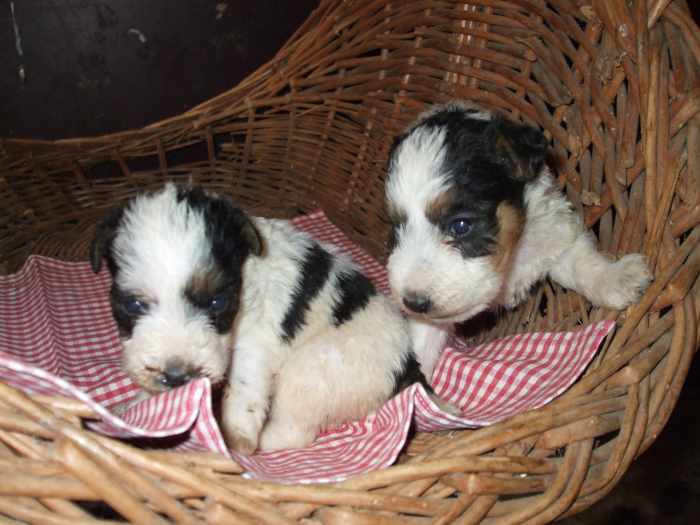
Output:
(1, 0), (699, 523)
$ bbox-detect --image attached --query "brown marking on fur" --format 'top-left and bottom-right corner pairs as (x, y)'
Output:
(185, 266), (227, 303)
(133, 291), (154, 303)
(126, 363), (166, 393)
(490, 202), (525, 273)
(425, 187), (459, 225)
(497, 131), (538, 180)
(185, 265), (242, 335)
(113, 289), (154, 305)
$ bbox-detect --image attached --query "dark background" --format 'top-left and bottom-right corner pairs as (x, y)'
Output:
(1, 2), (699, 524)
(0, 1), (317, 139)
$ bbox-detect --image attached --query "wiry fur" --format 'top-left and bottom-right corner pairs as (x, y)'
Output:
(92, 183), (434, 453)
(222, 218), (419, 452)
(386, 102), (652, 379)
(92, 186), (238, 393)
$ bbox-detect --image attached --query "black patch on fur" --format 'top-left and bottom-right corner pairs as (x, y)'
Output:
(332, 270), (376, 326)
(176, 186), (262, 269)
(388, 106), (548, 259)
(89, 205), (125, 275)
(109, 286), (143, 338)
(391, 350), (434, 397)
(184, 278), (241, 335)
(387, 225), (398, 251)
(281, 243), (333, 343)
(94, 186), (261, 339)
(90, 206), (141, 338)
(176, 187), (263, 334)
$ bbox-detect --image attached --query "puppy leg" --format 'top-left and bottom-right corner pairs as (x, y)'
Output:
(549, 231), (652, 309)
(256, 390), (323, 451)
(221, 343), (280, 455)
(408, 319), (450, 381)
(258, 403), (318, 452)
(258, 326), (399, 451)
(256, 344), (332, 451)
(506, 175), (651, 310)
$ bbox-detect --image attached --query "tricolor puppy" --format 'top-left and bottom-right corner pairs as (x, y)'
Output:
(90, 183), (435, 453)
(386, 102), (652, 378)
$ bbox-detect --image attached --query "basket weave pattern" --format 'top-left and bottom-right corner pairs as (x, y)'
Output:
(0, 0), (699, 523)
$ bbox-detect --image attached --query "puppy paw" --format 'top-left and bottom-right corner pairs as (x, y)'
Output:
(258, 419), (315, 452)
(224, 428), (259, 455)
(221, 399), (266, 455)
(595, 254), (652, 309)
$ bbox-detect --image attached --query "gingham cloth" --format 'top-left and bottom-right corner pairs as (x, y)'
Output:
(0, 210), (614, 483)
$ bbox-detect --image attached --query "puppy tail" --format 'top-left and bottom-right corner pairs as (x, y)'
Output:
(393, 351), (462, 416)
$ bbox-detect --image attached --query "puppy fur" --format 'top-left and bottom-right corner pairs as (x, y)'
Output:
(386, 102), (652, 379)
(91, 183), (433, 453)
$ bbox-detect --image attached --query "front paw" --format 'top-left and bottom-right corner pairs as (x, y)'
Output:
(257, 418), (315, 452)
(221, 397), (267, 455)
(597, 254), (652, 309)
(223, 426), (259, 455)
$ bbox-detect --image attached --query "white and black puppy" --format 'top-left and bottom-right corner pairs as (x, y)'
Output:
(386, 102), (652, 378)
(91, 183), (434, 453)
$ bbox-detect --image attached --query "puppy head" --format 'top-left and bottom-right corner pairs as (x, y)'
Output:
(90, 183), (262, 392)
(385, 102), (547, 323)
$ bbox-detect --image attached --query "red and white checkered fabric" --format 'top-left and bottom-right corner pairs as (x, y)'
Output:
(0, 210), (614, 483)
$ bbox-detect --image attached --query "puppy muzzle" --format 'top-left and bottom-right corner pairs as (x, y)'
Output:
(158, 360), (199, 388)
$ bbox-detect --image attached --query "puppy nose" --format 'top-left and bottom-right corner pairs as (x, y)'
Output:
(403, 293), (432, 314)
(161, 362), (192, 388)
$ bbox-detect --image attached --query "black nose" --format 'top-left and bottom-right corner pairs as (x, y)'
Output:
(160, 362), (192, 388)
(403, 294), (432, 314)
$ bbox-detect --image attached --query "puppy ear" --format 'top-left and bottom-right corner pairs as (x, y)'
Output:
(494, 119), (548, 181)
(206, 195), (264, 261)
(89, 206), (124, 273)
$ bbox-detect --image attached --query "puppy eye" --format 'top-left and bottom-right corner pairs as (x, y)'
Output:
(447, 217), (473, 238)
(208, 293), (229, 314)
(124, 297), (147, 315)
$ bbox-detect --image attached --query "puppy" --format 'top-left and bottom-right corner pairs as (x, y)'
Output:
(90, 183), (434, 453)
(385, 102), (652, 378)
